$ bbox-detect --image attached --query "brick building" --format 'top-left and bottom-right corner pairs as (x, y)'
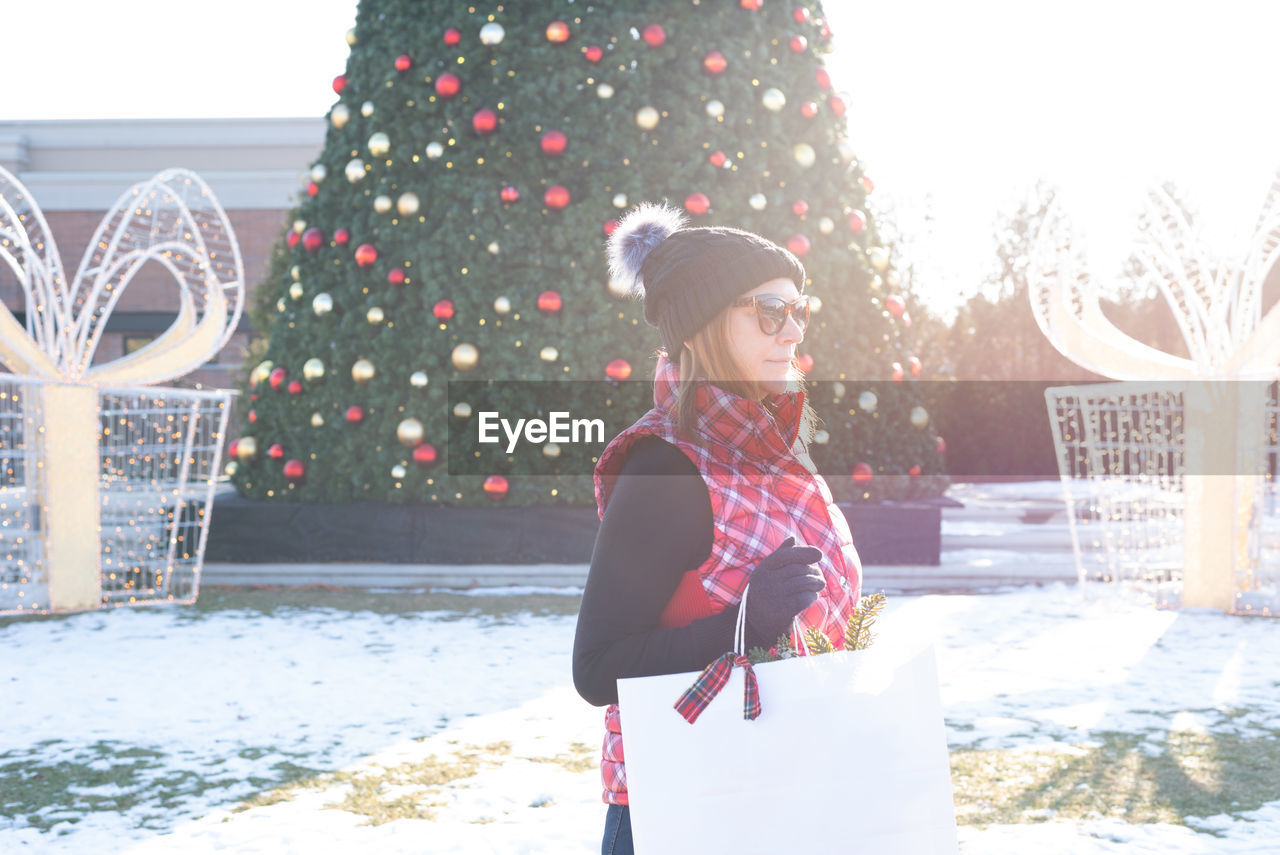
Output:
(0, 118), (324, 391)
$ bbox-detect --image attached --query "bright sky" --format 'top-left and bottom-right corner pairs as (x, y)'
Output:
(9, 0), (1280, 319)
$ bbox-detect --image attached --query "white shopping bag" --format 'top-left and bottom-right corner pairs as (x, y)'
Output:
(616, 591), (958, 854)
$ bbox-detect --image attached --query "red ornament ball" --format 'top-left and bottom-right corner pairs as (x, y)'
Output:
(345, 406), (365, 424)
(286, 231), (300, 250)
(603, 219), (619, 236)
(851, 462), (874, 485)
(500, 185), (520, 203)
(306, 182), (319, 197)
(909, 356), (923, 377)
(815, 66), (832, 90)
(584, 44), (603, 63)
(790, 34), (808, 52)
(354, 243), (378, 268)
(885, 295), (906, 317)
(394, 54), (412, 72)
(472, 108), (497, 135)
(703, 51), (727, 74)
(267, 443), (285, 460)
(388, 268), (406, 286)
(302, 227), (325, 253)
(246, 411), (256, 424)
(433, 299), (454, 320)
(828, 94), (847, 116)
(709, 150), (727, 168)
(541, 130), (567, 156)
(796, 353), (814, 373)
(288, 380), (303, 396)
(413, 443), (438, 467)
(544, 185), (571, 210)
(741, 0), (761, 8)
(228, 438), (240, 458)
(787, 234), (811, 256)
(283, 459), (306, 483)
(861, 175), (876, 194)
(792, 199), (809, 216)
(546, 21), (571, 43)
(908, 464), (922, 477)
(435, 72), (461, 98)
(684, 192), (710, 216)
(443, 28), (461, 46)
(483, 474), (510, 499)
(332, 75), (347, 94)
(891, 362), (904, 382)
(268, 367), (287, 391)
(818, 18), (832, 39)
(642, 24), (666, 47)
(902, 312), (913, 328)
(848, 210), (867, 233)
(605, 358), (632, 381)
(800, 101), (819, 118)
(249, 393), (258, 402)
(334, 228), (350, 246)
(537, 290), (563, 313)
(793, 6), (812, 23)
(936, 436), (947, 455)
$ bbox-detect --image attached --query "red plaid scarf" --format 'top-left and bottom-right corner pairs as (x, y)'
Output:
(592, 353), (863, 805)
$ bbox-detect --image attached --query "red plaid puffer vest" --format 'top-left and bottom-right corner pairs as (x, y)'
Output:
(591, 353), (863, 805)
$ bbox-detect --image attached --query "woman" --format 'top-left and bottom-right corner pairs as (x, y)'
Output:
(573, 203), (863, 854)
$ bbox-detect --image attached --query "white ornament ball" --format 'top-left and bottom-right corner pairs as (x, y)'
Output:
(858, 390), (878, 412)
(276, 297), (286, 313)
(410, 371), (429, 388)
(597, 83), (615, 99)
(330, 104), (350, 129)
(886, 269), (902, 288)
(361, 100), (375, 118)
(809, 295), (823, 313)
(635, 106), (660, 131)
(494, 296), (511, 314)
(310, 164), (327, 183)
(425, 141), (445, 160)
(762, 88), (786, 112)
(818, 216), (835, 235)
(453, 402), (473, 419)
(911, 406), (930, 428)
(705, 99), (725, 119)
(838, 140), (857, 163)
(479, 22), (506, 45)
(540, 346), (559, 362)
(312, 293), (334, 316)
(867, 246), (890, 272)
(612, 193), (628, 209)
(366, 306), (385, 324)
(345, 158), (366, 183)
(292, 219), (306, 234)
(391, 464), (407, 480)
(607, 277), (630, 298)
(368, 132), (391, 157)
(290, 265), (302, 281)
(543, 443), (562, 459)
(397, 192), (420, 216)
(345, 28), (358, 46)
(832, 381), (846, 400)
(813, 429), (830, 445)
(487, 241), (500, 255)
(748, 193), (767, 211)
(373, 194), (393, 214)
(793, 143), (816, 168)
(311, 412), (325, 427)
(289, 282), (304, 301)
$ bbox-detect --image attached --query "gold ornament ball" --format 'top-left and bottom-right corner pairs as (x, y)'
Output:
(345, 158), (366, 183)
(251, 360), (274, 387)
(858, 390), (878, 412)
(302, 358), (326, 380)
(361, 100), (375, 118)
(838, 140), (857, 163)
(910, 406), (930, 428)
(886, 269), (902, 288)
(487, 241), (500, 255)
(867, 246), (890, 272)
(235, 436), (258, 462)
(368, 132), (391, 157)
(345, 27), (358, 46)
(494, 296), (511, 314)
(612, 193), (628, 209)
(813, 429), (830, 445)
(397, 417), (425, 447)
(452, 343), (479, 371)
(397, 192), (420, 216)
(310, 164), (327, 184)
(311, 412), (325, 427)
(276, 297), (286, 313)
(748, 193), (767, 211)
(410, 370), (429, 388)
(818, 216), (835, 235)
(425, 141), (444, 160)
(366, 306), (385, 325)
(479, 22), (505, 45)
(705, 99), (725, 119)
(330, 104), (350, 129)
(351, 358), (376, 384)
(391, 463), (407, 480)
(635, 106), (660, 131)
(373, 194), (393, 214)
(292, 219), (306, 234)
(793, 143), (816, 168)
(289, 282), (304, 301)
(312, 293), (334, 316)
(224, 460), (239, 477)
(870, 275), (883, 291)
(543, 443), (561, 459)
(761, 88), (786, 112)
(597, 83), (614, 99)
(290, 265), (302, 281)
(540, 346), (559, 362)
(453, 401), (473, 419)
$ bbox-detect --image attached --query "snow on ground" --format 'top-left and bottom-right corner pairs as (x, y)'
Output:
(3, 579), (1278, 853)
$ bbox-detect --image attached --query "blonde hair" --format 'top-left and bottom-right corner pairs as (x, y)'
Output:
(663, 306), (820, 450)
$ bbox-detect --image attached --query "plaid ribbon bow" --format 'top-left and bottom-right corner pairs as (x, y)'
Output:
(674, 652), (761, 724)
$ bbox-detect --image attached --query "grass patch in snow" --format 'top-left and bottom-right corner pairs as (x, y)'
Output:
(523, 740), (596, 774)
(950, 729), (1280, 827)
(188, 588), (582, 621)
(236, 741), (514, 824)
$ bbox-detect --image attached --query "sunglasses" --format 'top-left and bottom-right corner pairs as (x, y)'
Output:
(730, 294), (811, 335)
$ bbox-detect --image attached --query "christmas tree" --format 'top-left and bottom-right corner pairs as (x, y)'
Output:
(230, 0), (945, 506)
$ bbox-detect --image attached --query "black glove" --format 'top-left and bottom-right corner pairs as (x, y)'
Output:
(744, 536), (825, 646)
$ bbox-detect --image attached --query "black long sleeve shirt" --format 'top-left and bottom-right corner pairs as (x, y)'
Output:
(572, 435), (747, 707)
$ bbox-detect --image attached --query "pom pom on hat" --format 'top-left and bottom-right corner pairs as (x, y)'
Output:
(607, 202), (688, 297)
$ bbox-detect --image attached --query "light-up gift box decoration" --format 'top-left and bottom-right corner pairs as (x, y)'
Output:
(0, 167), (243, 614)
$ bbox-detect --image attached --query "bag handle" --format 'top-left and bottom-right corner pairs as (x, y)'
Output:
(734, 583), (812, 658)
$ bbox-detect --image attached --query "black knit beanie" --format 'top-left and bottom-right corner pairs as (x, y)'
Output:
(607, 203), (806, 354)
